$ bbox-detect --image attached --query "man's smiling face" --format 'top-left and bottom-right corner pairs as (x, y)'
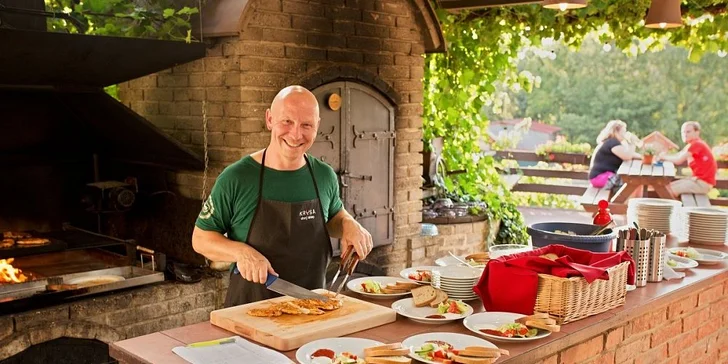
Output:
(266, 92), (319, 162)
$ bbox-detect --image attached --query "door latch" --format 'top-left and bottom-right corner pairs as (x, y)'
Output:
(337, 170), (373, 188)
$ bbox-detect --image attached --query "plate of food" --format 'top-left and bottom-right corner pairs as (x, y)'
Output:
(399, 266), (437, 284)
(346, 276), (419, 299)
(669, 247), (728, 265)
(435, 252), (489, 268)
(391, 288), (473, 324)
(296, 337), (384, 364)
(402, 332), (507, 364)
(666, 255), (699, 271)
(463, 312), (554, 342)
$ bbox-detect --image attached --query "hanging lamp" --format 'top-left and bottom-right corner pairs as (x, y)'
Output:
(644, 0), (683, 29)
(542, 0), (587, 11)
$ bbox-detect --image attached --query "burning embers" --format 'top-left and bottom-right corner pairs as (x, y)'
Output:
(0, 258), (28, 283)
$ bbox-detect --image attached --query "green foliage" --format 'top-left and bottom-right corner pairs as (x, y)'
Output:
(535, 138), (592, 157)
(641, 144), (659, 156)
(501, 39), (728, 147)
(424, 2), (727, 244)
(43, 1), (197, 98)
(45, 0), (197, 42)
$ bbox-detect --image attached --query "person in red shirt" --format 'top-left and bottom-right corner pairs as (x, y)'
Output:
(657, 121), (717, 198)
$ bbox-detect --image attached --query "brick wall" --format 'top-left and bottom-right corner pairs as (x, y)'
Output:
(118, 0), (430, 274)
(532, 276), (728, 364)
(0, 276), (228, 360)
(408, 219), (500, 266)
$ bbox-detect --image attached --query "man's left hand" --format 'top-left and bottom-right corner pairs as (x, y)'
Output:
(341, 217), (373, 259)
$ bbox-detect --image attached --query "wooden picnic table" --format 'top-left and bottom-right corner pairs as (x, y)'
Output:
(611, 159), (676, 204)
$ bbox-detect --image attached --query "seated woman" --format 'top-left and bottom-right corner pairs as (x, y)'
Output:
(588, 120), (643, 190)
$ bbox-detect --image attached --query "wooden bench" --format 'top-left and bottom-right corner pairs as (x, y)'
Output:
(580, 186), (627, 214)
(501, 174), (522, 191)
(680, 193), (711, 207)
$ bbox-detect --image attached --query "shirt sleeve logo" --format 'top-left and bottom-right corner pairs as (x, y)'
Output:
(199, 198), (215, 220)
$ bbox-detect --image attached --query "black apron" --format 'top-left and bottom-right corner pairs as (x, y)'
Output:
(224, 150), (333, 307)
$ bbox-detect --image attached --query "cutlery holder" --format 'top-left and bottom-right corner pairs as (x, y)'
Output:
(624, 238), (650, 287)
(647, 234), (666, 283)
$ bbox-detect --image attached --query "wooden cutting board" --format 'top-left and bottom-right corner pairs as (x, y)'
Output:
(210, 289), (396, 351)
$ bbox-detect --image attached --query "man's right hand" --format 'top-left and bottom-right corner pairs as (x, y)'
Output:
(235, 245), (277, 284)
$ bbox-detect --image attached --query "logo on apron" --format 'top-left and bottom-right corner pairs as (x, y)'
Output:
(199, 198), (215, 219)
(299, 208), (316, 221)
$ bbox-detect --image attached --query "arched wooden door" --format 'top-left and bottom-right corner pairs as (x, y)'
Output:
(310, 82), (395, 256)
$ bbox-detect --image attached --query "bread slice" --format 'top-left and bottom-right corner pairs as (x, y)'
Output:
(381, 287), (409, 294)
(530, 312), (551, 320)
(364, 343), (405, 356)
(465, 252), (489, 263)
(365, 356), (412, 364)
(463, 347), (510, 357)
(450, 354), (496, 364)
(429, 289), (449, 308)
(411, 286), (437, 307)
(393, 281), (421, 290)
(524, 320), (560, 332)
(363, 348), (410, 357)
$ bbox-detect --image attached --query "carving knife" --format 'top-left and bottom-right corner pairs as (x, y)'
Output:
(233, 267), (329, 301)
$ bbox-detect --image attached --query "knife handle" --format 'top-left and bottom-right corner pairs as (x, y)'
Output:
(265, 273), (277, 287)
(234, 267), (278, 286)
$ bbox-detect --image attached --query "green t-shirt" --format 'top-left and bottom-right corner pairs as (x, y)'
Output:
(195, 155), (343, 242)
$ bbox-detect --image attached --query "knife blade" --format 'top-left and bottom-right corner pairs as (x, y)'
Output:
(265, 273), (330, 301)
(232, 267), (330, 301)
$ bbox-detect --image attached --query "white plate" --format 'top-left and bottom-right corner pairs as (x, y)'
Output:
(346, 276), (413, 299)
(296, 337), (383, 364)
(434, 255), (463, 267)
(669, 247), (728, 265)
(463, 312), (551, 342)
(666, 256), (699, 271)
(432, 266), (482, 280)
(391, 298), (473, 324)
(66, 275), (125, 287)
(399, 266), (438, 284)
(689, 208), (728, 216)
(402, 332), (497, 364)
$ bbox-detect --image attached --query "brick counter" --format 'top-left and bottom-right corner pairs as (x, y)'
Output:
(109, 241), (728, 364)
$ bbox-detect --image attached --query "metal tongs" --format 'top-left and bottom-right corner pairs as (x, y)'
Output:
(328, 246), (360, 297)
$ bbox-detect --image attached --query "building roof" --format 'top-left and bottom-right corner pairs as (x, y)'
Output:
(490, 119), (562, 134)
(642, 131), (680, 150)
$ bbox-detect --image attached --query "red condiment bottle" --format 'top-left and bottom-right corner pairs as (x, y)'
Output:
(593, 200), (613, 226)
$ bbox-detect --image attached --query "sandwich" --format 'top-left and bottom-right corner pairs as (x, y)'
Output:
(515, 312), (561, 332)
(15, 238), (51, 246)
(465, 252), (489, 264)
(0, 238), (14, 248)
(364, 343), (411, 364)
(381, 281), (421, 294)
(450, 346), (510, 364)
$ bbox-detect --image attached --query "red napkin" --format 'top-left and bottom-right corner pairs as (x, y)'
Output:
(473, 244), (635, 315)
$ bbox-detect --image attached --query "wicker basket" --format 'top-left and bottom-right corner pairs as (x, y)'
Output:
(534, 261), (629, 324)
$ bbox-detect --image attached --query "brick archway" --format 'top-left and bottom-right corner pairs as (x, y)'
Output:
(0, 320), (124, 360)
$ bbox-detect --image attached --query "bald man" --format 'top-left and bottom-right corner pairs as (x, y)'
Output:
(192, 85), (373, 306)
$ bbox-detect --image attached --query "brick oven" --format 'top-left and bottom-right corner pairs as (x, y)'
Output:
(0, 4), (233, 362)
(118, 0), (450, 275)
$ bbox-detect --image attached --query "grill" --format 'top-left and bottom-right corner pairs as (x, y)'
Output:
(0, 265), (164, 314)
(0, 9), (206, 315)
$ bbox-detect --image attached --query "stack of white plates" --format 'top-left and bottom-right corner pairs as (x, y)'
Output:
(686, 208), (728, 245)
(628, 198), (681, 234)
(430, 266), (481, 301)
